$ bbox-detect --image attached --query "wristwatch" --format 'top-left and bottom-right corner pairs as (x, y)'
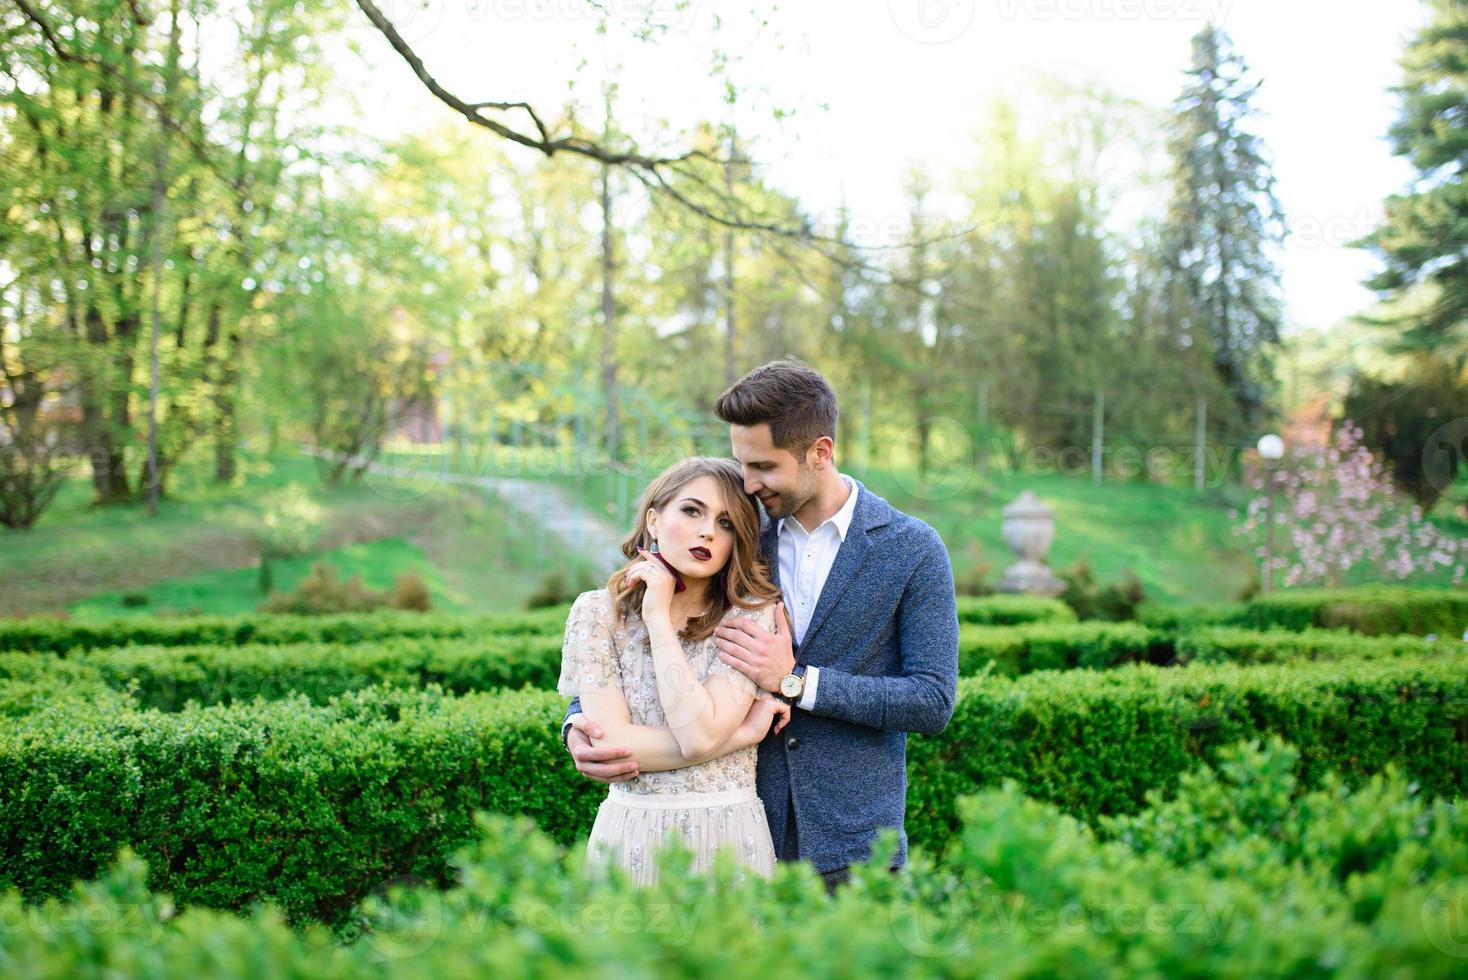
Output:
(778, 663), (808, 704)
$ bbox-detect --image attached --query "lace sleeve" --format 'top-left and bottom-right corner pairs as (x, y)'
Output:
(557, 591), (621, 697)
(706, 601), (777, 696)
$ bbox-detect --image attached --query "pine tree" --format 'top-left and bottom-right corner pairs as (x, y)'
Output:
(1162, 24), (1286, 433)
(1358, 0), (1468, 358)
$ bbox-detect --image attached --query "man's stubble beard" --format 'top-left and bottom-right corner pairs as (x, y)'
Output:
(764, 466), (818, 522)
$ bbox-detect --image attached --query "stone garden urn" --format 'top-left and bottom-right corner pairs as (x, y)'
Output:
(995, 490), (1066, 596)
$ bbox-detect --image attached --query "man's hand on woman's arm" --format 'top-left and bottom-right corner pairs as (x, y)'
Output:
(565, 694), (790, 783)
(566, 713), (641, 784)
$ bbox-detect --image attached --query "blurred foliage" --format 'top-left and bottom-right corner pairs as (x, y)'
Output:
(258, 560), (433, 615)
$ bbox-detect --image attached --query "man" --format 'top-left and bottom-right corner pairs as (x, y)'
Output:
(562, 359), (959, 893)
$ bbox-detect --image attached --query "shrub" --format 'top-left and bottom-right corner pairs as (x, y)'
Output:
(0, 685), (600, 928)
(389, 571), (432, 612)
(525, 568), (600, 609)
(1, 744), (1464, 977)
(1057, 556), (1146, 621)
(1136, 602), (1247, 630)
(958, 621), (1165, 675)
(1344, 353), (1468, 510)
(1141, 587), (1468, 637)
(953, 594), (1076, 626)
(1241, 585), (1468, 636)
(905, 654), (1468, 851)
(957, 621), (1455, 676)
(258, 561), (430, 615)
(45, 634), (564, 711)
(1098, 735), (1467, 893)
(5, 620), (1456, 718)
(951, 539), (993, 596)
(0, 606), (570, 656)
(1170, 626), (1449, 665)
(3, 655), (1463, 928)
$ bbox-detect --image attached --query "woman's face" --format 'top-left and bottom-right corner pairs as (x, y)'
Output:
(647, 474), (740, 583)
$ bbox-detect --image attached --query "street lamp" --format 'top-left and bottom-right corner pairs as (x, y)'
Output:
(1257, 434), (1285, 594)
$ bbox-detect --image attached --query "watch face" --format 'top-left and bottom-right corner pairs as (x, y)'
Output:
(780, 674), (801, 697)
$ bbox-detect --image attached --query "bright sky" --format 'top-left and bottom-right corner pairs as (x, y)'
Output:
(342, 0), (1428, 332)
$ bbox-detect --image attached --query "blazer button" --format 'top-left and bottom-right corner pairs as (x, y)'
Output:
(787, 737), (799, 750)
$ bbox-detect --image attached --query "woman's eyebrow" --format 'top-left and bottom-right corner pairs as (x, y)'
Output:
(679, 497), (730, 516)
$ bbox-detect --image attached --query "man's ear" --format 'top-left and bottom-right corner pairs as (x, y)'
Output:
(811, 436), (834, 469)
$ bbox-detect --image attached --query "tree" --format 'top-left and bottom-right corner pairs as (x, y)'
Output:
(1232, 419), (1464, 588)
(3, 0), (339, 509)
(1356, 0), (1468, 359)
(1343, 354), (1468, 510)
(0, 301), (80, 528)
(1162, 24), (1286, 435)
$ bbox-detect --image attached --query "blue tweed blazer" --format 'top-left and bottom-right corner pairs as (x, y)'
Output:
(563, 477), (960, 874)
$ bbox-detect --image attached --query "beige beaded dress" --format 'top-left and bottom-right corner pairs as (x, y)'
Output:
(558, 588), (779, 887)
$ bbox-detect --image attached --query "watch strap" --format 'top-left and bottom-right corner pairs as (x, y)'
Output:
(782, 663), (808, 704)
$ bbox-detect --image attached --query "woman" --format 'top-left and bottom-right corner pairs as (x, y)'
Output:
(557, 456), (789, 887)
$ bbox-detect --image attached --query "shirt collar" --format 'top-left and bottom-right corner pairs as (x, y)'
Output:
(780, 474), (859, 541)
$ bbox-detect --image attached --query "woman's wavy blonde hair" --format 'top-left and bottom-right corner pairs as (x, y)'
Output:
(606, 456), (781, 643)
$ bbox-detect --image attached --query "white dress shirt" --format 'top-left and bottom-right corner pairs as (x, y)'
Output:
(778, 474), (859, 710)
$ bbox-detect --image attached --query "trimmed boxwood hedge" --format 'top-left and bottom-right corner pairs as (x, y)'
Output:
(0, 593), (1073, 658)
(953, 594), (1076, 625)
(3, 623), (1458, 719)
(1140, 587), (1468, 637)
(1239, 586), (1468, 636)
(958, 621), (1164, 675)
(960, 622), (1457, 676)
(0, 607), (571, 656)
(905, 655), (1468, 851)
(42, 634), (562, 710)
(1137, 601), (1249, 630)
(2, 654), (1463, 928)
(0, 685), (596, 928)
(3, 737), (1464, 978)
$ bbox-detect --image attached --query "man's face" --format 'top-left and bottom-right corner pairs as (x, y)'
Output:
(729, 423), (818, 521)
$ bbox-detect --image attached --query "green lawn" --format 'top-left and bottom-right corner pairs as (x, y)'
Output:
(5, 448), (600, 618)
(15, 440), (1459, 618)
(857, 466), (1255, 603)
(538, 458), (1258, 604)
(65, 537), (446, 618)
(501, 443), (1461, 606)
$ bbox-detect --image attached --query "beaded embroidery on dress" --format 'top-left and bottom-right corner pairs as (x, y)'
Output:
(559, 588), (779, 886)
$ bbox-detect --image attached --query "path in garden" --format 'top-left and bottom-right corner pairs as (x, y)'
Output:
(302, 446), (625, 576)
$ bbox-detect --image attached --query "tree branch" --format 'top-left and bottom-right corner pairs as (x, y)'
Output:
(9, 0), (75, 61)
(351, 0), (966, 253)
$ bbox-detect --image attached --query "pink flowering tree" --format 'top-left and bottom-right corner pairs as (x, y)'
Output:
(1232, 420), (1466, 588)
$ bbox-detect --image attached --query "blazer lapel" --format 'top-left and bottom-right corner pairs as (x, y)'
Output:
(796, 479), (885, 652)
(759, 514), (781, 588)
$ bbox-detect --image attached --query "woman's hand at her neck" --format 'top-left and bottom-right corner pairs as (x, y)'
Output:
(630, 546), (680, 627)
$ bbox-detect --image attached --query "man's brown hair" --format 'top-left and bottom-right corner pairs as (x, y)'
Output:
(713, 359), (839, 456)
